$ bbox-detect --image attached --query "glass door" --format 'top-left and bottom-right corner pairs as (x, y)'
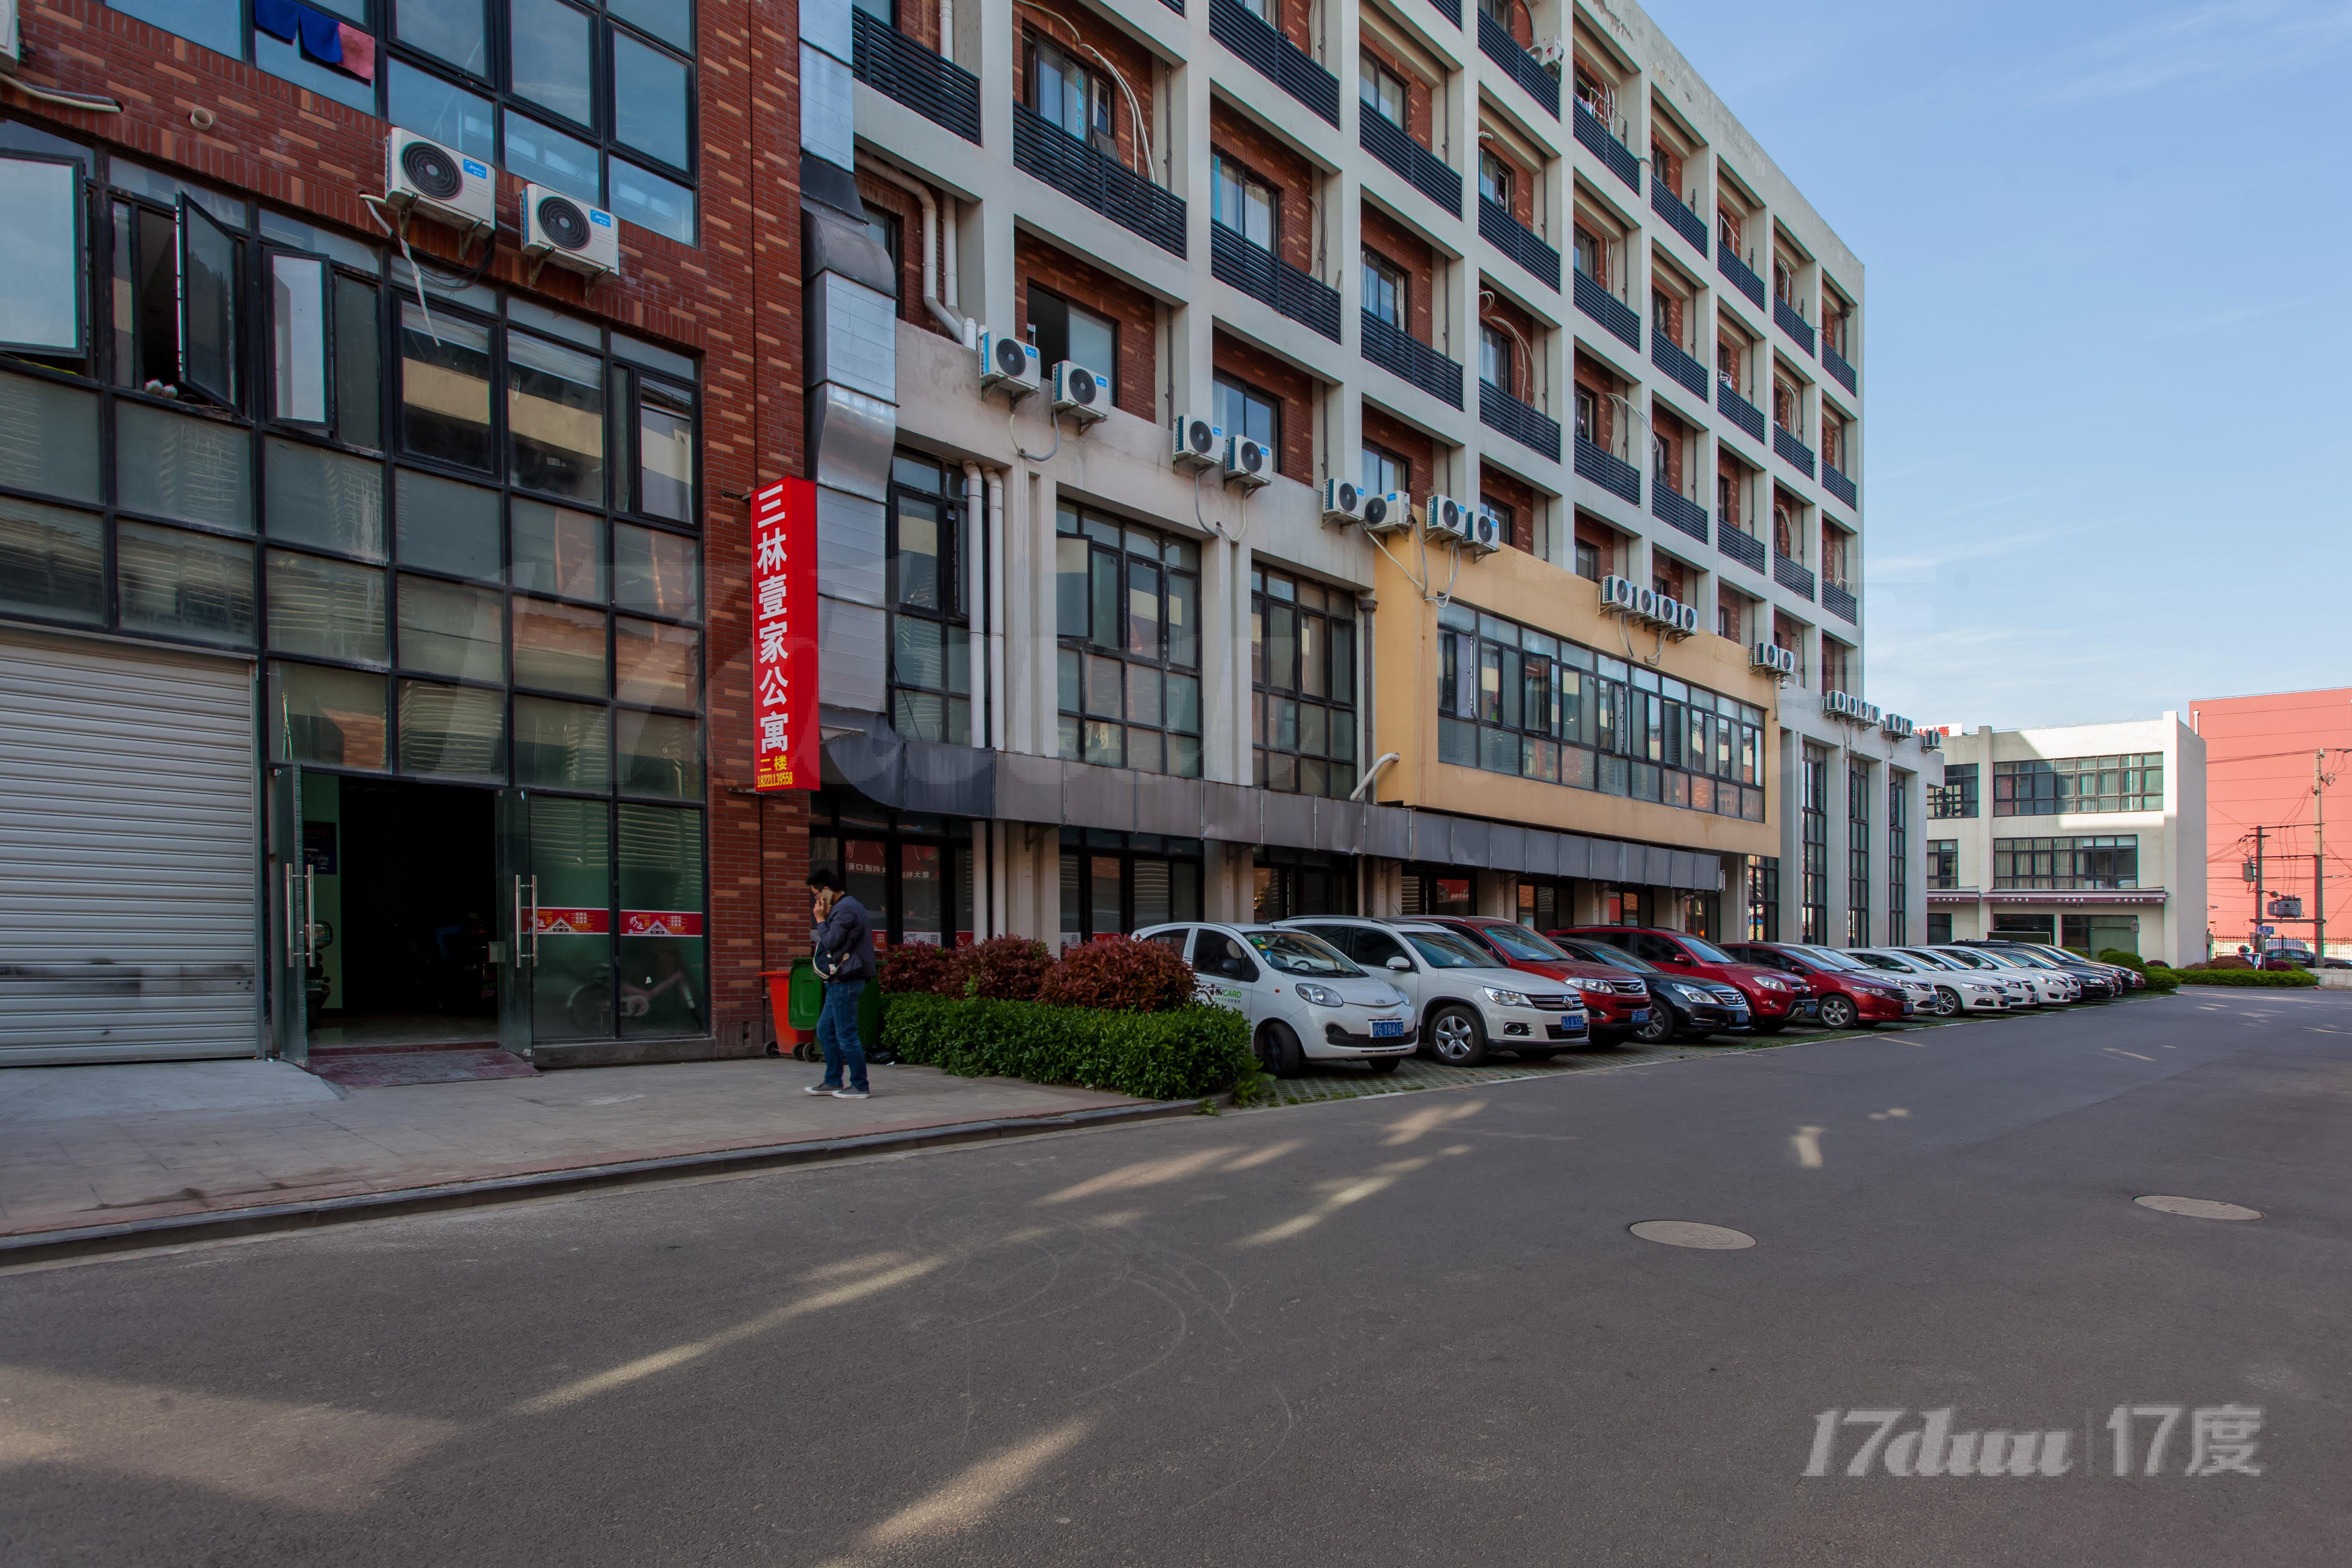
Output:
(495, 788), (536, 1060)
(266, 764), (310, 1063)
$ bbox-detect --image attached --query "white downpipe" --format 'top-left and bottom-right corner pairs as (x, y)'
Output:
(986, 468), (1007, 754)
(941, 194), (961, 340)
(861, 159), (967, 340)
(962, 460), (986, 752)
(939, 0), (953, 66)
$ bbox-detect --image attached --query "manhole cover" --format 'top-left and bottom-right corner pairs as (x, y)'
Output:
(1629, 1220), (1756, 1249)
(2135, 1195), (2261, 1221)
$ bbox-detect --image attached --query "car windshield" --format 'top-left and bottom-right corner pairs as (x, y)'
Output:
(1480, 923), (1574, 963)
(1244, 930), (1362, 977)
(1851, 952), (1909, 972)
(1560, 940), (1659, 975)
(1800, 946), (1870, 970)
(1936, 949), (1998, 970)
(1679, 935), (1737, 963)
(1403, 931), (1491, 969)
(1898, 949), (1956, 970)
(1998, 949), (2055, 969)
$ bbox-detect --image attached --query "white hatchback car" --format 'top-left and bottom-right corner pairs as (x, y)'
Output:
(1896, 948), (2038, 1008)
(1276, 916), (1590, 1066)
(1848, 947), (2009, 1016)
(1135, 922), (1416, 1078)
(1927, 945), (2079, 1005)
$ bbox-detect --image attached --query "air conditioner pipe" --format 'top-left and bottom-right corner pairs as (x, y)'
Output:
(1350, 752), (1400, 802)
(963, 460), (987, 753)
(860, 158), (967, 341)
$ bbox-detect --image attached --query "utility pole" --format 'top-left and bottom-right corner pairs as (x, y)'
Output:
(2318, 751), (2330, 966)
(2251, 825), (2265, 958)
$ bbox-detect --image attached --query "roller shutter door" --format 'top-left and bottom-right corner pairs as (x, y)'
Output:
(0, 628), (260, 1063)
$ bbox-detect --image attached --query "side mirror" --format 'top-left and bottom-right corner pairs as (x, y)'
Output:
(1386, 955), (1413, 972)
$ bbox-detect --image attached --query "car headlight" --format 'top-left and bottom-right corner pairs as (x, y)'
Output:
(1668, 982), (1714, 1005)
(1755, 976), (1787, 991)
(1483, 986), (1534, 1008)
(1568, 976), (1613, 995)
(1294, 983), (1343, 1008)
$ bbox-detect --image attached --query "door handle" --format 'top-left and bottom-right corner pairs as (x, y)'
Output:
(528, 875), (540, 963)
(285, 864), (299, 966)
(513, 875), (528, 969)
(303, 866), (317, 962)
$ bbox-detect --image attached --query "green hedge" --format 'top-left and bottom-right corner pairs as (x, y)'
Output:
(2159, 967), (2316, 988)
(881, 993), (1258, 1101)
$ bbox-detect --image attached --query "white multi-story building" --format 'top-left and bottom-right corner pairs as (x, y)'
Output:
(808, 0), (1935, 947)
(1922, 716), (2207, 967)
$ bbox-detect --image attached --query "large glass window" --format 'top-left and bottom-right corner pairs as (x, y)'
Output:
(1927, 838), (1958, 889)
(1888, 771), (1910, 944)
(1992, 836), (2140, 891)
(1800, 744), (1828, 944)
(887, 453), (971, 745)
(1025, 285), (1115, 392)
(1993, 754), (2164, 816)
(1744, 854), (1780, 941)
(1362, 250), (1406, 329)
(1929, 762), (1978, 819)
(1847, 761), (1871, 947)
(1251, 568), (1356, 799)
(1058, 828), (1203, 947)
(1212, 155), (1275, 251)
(1434, 600), (1766, 820)
(1055, 506), (1202, 777)
(1359, 56), (1406, 129)
(1215, 375), (1279, 455)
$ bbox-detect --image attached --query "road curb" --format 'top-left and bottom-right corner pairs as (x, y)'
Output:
(0, 1096), (1212, 1269)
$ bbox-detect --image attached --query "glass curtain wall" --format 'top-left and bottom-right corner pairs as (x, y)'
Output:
(1847, 761), (1871, 946)
(1252, 567), (1357, 797)
(1055, 507), (1202, 776)
(1800, 745), (1829, 943)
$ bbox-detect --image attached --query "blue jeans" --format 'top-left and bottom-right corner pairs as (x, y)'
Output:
(816, 980), (868, 1091)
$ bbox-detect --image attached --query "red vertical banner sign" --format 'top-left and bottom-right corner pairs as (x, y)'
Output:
(750, 478), (820, 791)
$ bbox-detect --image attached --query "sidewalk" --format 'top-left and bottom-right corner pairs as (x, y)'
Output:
(0, 1057), (1153, 1246)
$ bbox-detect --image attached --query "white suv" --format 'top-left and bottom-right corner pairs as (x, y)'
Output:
(1277, 917), (1591, 1067)
(1927, 945), (2079, 1005)
(1135, 923), (1416, 1078)
(1848, 948), (2009, 1015)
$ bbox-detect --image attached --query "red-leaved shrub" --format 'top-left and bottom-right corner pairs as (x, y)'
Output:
(878, 943), (961, 995)
(960, 936), (1055, 1001)
(1037, 935), (1197, 1014)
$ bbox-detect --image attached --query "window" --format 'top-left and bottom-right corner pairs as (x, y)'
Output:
(1253, 568), (1357, 798)
(1773, 255), (1794, 304)
(865, 209), (903, 313)
(1055, 507), (1201, 776)
(1360, 56), (1407, 128)
(110, 0), (699, 244)
(1058, 828), (1203, 946)
(1573, 530), (1601, 583)
(1028, 33), (1114, 150)
(1254, 847), (1358, 920)
(1926, 913), (1953, 944)
(1847, 762), (1871, 946)
(1800, 744), (1829, 944)
(1745, 855), (1780, 941)
(1479, 322), (1512, 392)
(1480, 498), (1514, 552)
(887, 452), (971, 745)
(1992, 755), (2164, 816)
(1434, 601), (1766, 819)
(1212, 156), (1276, 251)
(1573, 384), (1597, 445)
(1716, 593), (1744, 643)
(1361, 444), (1408, 499)
(810, 793), (985, 951)
(1478, 151), (1511, 208)
(0, 154), (89, 358)
(1993, 836), (2140, 891)
(1930, 763), (1979, 819)
(1774, 378), (1799, 433)
(1215, 374), (1280, 455)
(1927, 839), (1958, 890)
(1362, 250), (1406, 330)
(1026, 285), (1115, 391)
(1572, 225), (1601, 283)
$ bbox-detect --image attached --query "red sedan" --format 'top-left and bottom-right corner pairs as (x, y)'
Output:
(1721, 942), (1914, 1029)
(1416, 916), (1656, 1039)
(1555, 926), (1813, 1032)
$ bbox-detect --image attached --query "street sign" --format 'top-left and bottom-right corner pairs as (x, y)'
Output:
(2257, 924), (2275, 936)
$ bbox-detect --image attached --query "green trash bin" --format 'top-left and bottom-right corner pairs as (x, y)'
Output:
(787, 959), (824, 1032)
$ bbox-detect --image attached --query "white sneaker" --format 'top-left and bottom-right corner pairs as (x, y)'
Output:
(804, 1083), (838, 1096)
(833, 1088), (871, 1099)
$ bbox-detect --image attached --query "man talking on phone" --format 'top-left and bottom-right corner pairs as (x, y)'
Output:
(805, 869), (876, 1099)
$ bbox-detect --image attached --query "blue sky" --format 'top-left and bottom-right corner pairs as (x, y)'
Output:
(1643, 0), (2352, 729)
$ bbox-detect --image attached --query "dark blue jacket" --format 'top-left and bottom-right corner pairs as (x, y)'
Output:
(815, 895), (876, 984)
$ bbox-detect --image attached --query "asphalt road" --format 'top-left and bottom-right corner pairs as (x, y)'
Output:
(5, 990), (2349, 1567)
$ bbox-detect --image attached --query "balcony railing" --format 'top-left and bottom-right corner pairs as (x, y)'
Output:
(1717, 519), (1764, 572)
(1572, 99), (1640, 192)
(1361, 311), (1463, 407)
(1574, 436), (1640, 504)
(1014, 104), (1187, 256)
(1824, 341), (1857, 395)
(1823, 462), (1857, 508)
(1716, 381), (1765, 443)
(1212, 222), (1341, 342)
(1211, 0), (1339, 127)
(1774, 295), (1815, 356)
(1718, 244), (1766, 309)
(1772, 551), (1815, 599)
(1822, 580), (1858, 624)
(1478, 12), (1559, 118)
(852, 11), (982, 144)
(1652, 484), (1708, 544)
(1479, 382), (1561, 461)
(1573, 269), (1640, 350)
(1650, 181), (1707, 256)
(1773, 423), (1816, 478)
(1362, 110), (1461, 216)
(1480, 198), (1559, 290)
(1422, 0), (1460, 26)
(1652, 335), (1707, 400)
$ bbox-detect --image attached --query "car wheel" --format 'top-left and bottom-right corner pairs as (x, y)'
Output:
(1365, 1056), (1401, 1075)
(1935, 986), (1962, 1017)
(1631, 1007), (1677, 1045)
(1751, 1019), (1788, 1035)
(1427, 1005), (1488, 1067)
(1817, 994), (1859, 1030)
(1257, 1020), (1305, 1079)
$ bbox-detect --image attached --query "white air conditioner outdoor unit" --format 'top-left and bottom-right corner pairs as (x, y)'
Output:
(1425, 494), (1470, 545)
(1051, 361), (1108, 424)
(1857, 700), (1883, 727)
(523, 184), (620, 279)
(384, 128), (496, 239)
(1599, 575), (1640, 614)
(1919, 729), (1944, 752)
(1751, 642), (1796, 676)
(1464, 507), (1502, 556)
(1362, 490), (1414, 535)
(978, 331), (1041, 397)
(1673, 602), (1701, 637)
(1881, 712), (1914, 739)
(1321, 477), (1365, 525)
(1530, 38), (1568, 70)
(1224, 433), (1271, 488)
(1170, 413), (1222, 469)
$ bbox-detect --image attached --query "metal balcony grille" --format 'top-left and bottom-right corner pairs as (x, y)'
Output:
(1480, 198), (1559, 290)
(1361, 311), (1463, 407)
(1774, 295), (1816, 356)
(852, 11), (983, 144)
(1717, 382), (1765, 443)
(1652, 335), (1707, 400)
(1478, 12), (1558, 117)
(1574, 269), (1640, 351)
(1772, 551), (1816, 598)
(1652, 485), (1708, 543)
(1574, 436), (1640, 504)
(1572, 99), (1640, 192)
(1211, 0), (1340, 127)
(1014, 104), (1187, 256)
(1822, 581), (1858, 624)
(1422, 0), (1460, 26)
(1718, 521), (1764, 572)
(1212, 222), (1342, 342)
(1362, 110), (1462, 216)
(1824, 342), (1857, 394)
(1650, 181), (1707, 255)
(1823, 463), (1857, 508)
(1773, 423), (1816, 478)
(1479, 382), (1561, 461)
(1718, 245), (1767, 309)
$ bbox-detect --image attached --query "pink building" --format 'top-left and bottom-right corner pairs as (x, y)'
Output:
(2186, 688), (2352, 959)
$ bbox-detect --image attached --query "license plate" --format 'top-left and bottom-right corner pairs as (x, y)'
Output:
(1629, 1008), (1651, 1024)
(1902, 1002), (1915, 1015)
(1560, 1015), (1587, 1033)
(1797, 1000), (1819, 1017)
(1369, 1019), (1407, 1039)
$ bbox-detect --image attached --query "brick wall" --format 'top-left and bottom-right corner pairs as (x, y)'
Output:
(1651, 139), (1684, 201)
(1574, 512), (1620, 578)
(1479, 464), (1538, 553)
(1362, 405), (1435, 507)
(1210, 101), (1318, 277)
(1772, 486), (1806, 558)
(1013, 9), (1155, 178)
(890, 0), (943, 54)
(1654, 406), (1690, 494)
(13, 0), (811, 1051)
(1717, 451), (1753, 529)
(1477, 290), (1540, 402)
(1360, 201), (1436, 347)
(1213, 331), (1314, 484)
(1651, 281), (1686, 351)
(1573, 353), (1617, 450)
(1652, 554), (1688, 601)
(1017, 230), (1157, 418)
(1478, 134), (1537, 231)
